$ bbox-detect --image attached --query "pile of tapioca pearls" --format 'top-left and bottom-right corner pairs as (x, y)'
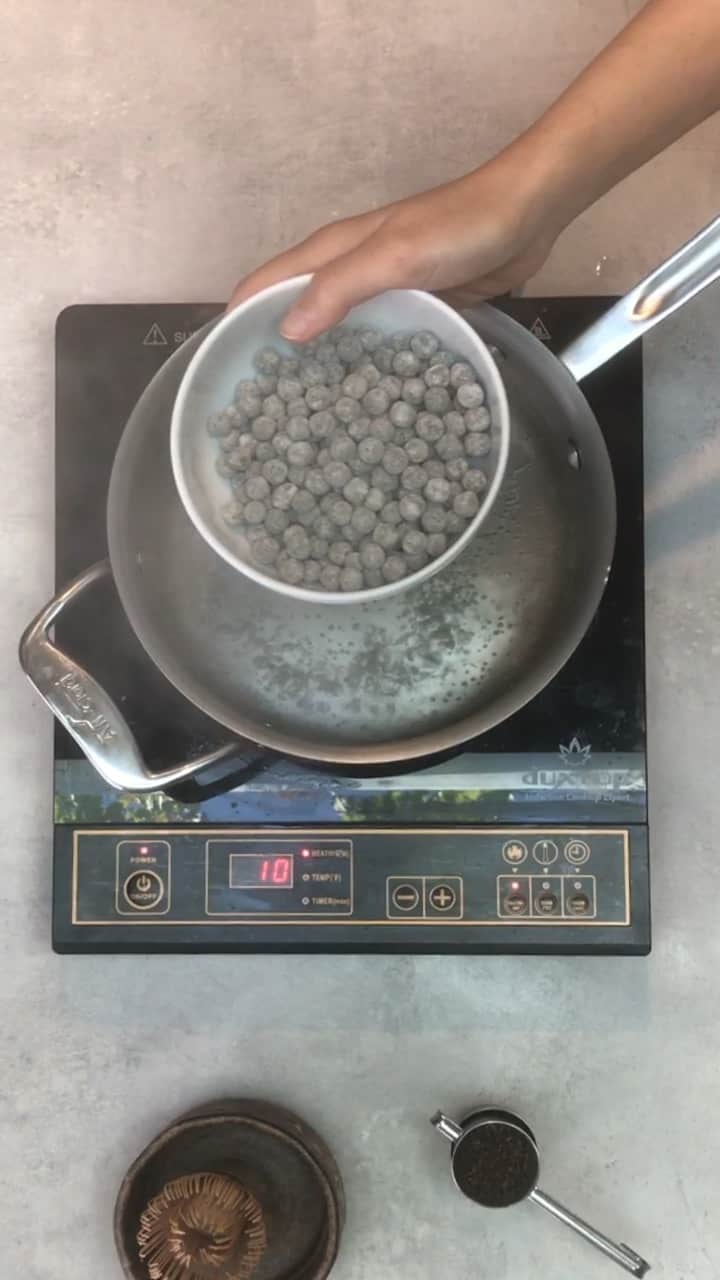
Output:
(207, 326), (493, 592)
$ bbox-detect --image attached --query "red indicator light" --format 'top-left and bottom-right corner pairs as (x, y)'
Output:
(140, 845), (149, 855)
(301, 848), (311, 858)
(511, 880), (520, 891)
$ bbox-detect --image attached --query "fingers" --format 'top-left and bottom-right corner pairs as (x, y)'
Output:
(279, 229), (419, 341)
(227, 211), (385, 314)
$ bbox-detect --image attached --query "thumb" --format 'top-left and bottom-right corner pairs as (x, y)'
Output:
(281, 234), (412, 342)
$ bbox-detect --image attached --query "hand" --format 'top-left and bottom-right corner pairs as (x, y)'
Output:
(229, 157), (559, 341)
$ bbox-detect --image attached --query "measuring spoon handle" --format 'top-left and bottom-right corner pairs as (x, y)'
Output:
(529, 1187), (650, 1276)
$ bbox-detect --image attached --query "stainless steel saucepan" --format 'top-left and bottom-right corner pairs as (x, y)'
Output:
(20, 217), (720, 791)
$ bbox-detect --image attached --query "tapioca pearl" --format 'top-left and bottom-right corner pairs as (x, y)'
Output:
(306, 469), (330, 496)
(409, 331), (439, 360)
(339, 566), (364, 592)
(252, 535), (281, 565)
(382, 554), (408, 583)
(348, 416), (372, 441)
(314, 341), (337, 365)
(380, 500), (402, 525)
(381, 445), (408, 476)
(265, 508), (289, 536)
(453, 490), (481, 518)
(421, 504), (447, 533)
(350, 506), (376, 536)
(464, 405), (491, 432)
(286, 416), (310, 441)
(405, 437), (430, 464)
(360, 327), (383, 352)
(262, 458), (288, 486)
(273, 432), (291, 455)
(374, 522), (401, 550)
(456, 382), (485, 409)
(245, 476), (271, 502)
(287, 396), (310, 418)
(465, 432), (492, 458)
(261, 394), (286, 421)
(355, 362), (382, 388)
(319, 563), (341, 591)
(445, 457), (469, 481)
(328, 498), (353, 527)
(424, 477), (451, 504)
(222, 500), (245, 526)
(462, 467), (489, 493)
(360, 541), (386, 570)
(343, 477), (370, 506)
(368, 415), (394, 443)
(276, 555), (305, 585)
(363, 387), (391, 417)
(220, 430), (240, 454)
(329, 541), (353, 566)
(207, 411), (234, 438)
(304, 384), (333, 412)
(424, 386), (451, 415)
(251, 415), (277, 442)
(445, 511), (467, 536)
(426, 532), (448, 557)
(435, 433), (465, 461)
(291, 487), (317, 515)
(279, 355), (300, 377)
(342, 372), (368, 400)
(398, 493), (425, 522)
(309, 410), (335, 440)
(334, 395), (362, 424)
(370, 466), (398, 494)
(389, 400), (417, 430)
(324, 460), (352, 490)
(425, 362), (451, 388)
(424, 458), (446, 479)
(337, 334), (364, 364)
(415, 413), (444, 443)
(372, 346), (395, 373)
(402, 377), (426, 407)
(300, 358), (326, 388)
(358, 436), (385, 465)
(254, 346), (281, 375)
(303, 559), (322, 585)
(443, 411), (466, 436)
(287, 441), (315, 468)
(314, 515), (335, 540)
(401, 464), (428, 493)
(378, 374), (402, 402)
(393, 349), (422, 377)
(272, 482), (299, 510)
(449, 361), (475, 388)
(365, 486), (385, 513)
(277, 376), (303, 402)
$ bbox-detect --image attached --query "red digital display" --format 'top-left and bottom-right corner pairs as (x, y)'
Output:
(230, 854), (294, 890)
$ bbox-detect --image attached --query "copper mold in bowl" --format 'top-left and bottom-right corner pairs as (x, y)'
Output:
(137, 1171), (267, 1280)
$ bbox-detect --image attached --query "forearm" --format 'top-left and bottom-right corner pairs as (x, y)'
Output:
(496, 0), (720, 233)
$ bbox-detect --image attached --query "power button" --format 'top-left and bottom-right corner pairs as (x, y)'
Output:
(123, 870), (164, 911)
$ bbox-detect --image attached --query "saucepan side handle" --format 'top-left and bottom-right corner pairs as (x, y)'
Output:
(559, 214), (720, 383)
(19, 560), (238, 793)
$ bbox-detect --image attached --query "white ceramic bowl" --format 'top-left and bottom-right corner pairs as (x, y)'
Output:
(171, 275), (510, 604)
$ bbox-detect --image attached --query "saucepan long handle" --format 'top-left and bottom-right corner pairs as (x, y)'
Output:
(529, 1187), (650, 1276)
(19, 560), (239, 792)
(559, 214), (720, 382)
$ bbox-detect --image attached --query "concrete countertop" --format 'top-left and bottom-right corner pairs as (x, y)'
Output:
(2, 2), (720, 1277)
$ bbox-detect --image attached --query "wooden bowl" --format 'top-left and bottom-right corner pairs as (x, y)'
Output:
(114, 1099), (345, 1280)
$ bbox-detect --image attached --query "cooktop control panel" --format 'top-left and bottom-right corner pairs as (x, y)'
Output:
(55, 827), (648, 953)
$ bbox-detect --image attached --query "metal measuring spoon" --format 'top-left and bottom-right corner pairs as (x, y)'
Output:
(432, 1108), (650, 1277)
